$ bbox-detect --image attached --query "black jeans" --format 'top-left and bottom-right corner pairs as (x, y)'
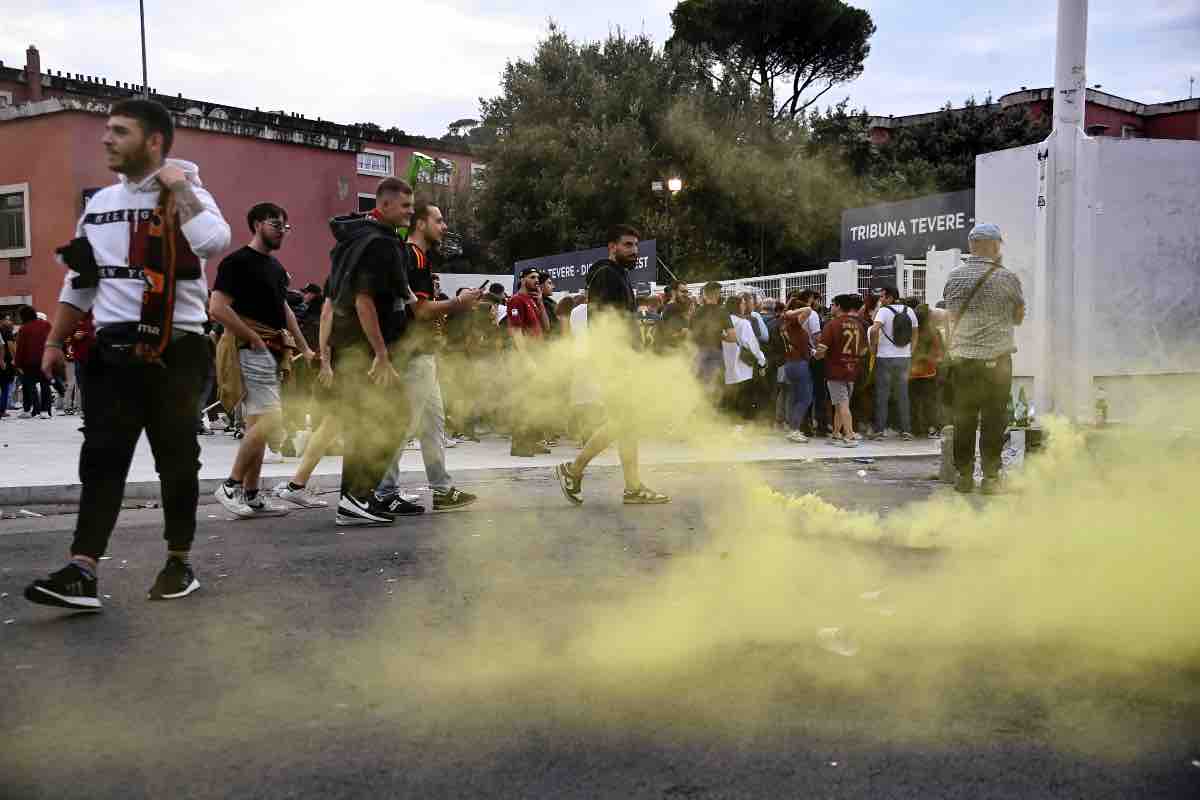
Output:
(334, 346), (411, 499)
(72, 333), (208, 560)
(911, 376), (941, 434)
(21, 372), (52, 415)
(950, 355), (1011, 479)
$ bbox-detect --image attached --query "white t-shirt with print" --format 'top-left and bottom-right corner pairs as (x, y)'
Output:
(875, 304), (918, 359)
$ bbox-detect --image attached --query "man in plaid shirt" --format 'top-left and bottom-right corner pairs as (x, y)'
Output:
(943, 223), (1025, 494)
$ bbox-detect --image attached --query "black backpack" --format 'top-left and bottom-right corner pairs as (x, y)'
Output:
(882, 305), (913, 348)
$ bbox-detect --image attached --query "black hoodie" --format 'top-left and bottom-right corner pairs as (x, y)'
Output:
(326, 214), (413, 349)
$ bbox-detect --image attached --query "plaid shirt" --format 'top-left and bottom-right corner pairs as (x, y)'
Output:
(942, 257), (1024, 360)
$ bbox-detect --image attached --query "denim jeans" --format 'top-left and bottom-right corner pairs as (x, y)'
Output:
(783, 360), (814, 431)
(873, 356), (912, 434)
(377, 354), (453, 495)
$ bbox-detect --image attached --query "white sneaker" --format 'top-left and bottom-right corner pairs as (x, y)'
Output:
(38, 412), (51, 420)
(787, 430), (809, 443)
(246, 492), (290, 516)
(214, 483), (255, 518)
(262, 449), (285, 464)
(17, 411), (32, 419)
(273, 481), (329, 508)
(444, 435), (459, 449)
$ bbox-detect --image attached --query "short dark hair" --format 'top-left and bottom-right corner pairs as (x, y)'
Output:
(247, 202), (288, 234)
(488, 283), (505, 295)
(538, 271), (553, 285)
(18, 305), (37, 323)
(302, 282), (322, 296)
(376, 177), (413, 198)
(880, 285), (899, 300)
(702, 281), (722, 296)
(110, 98), (175, 156)
(607, 224), (641, 244)
(412, 203), (438, 226)
(519, 267), (538, 279)
(797, 289), (816, 303)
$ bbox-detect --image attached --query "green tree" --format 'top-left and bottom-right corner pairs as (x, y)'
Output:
(669, 0), (875, 120)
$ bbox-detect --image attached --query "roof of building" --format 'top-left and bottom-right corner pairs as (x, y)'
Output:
(868, 87), (1200, 130)
(0, 51), (474, 158)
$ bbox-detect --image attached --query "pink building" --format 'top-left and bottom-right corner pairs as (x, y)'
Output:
(0, 46), (483, 316)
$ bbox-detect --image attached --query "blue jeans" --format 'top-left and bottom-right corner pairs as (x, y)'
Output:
(377, 355), (453, 495)
(783, 360), (813, 431)
(0, 375), (13, 413)
(874, 357), (912, 434)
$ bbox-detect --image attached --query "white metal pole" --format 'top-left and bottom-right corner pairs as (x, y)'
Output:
(1045, 0), (1089, 420)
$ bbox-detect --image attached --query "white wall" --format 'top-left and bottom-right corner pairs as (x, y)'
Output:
(437, 273), (514, 297)
(975, 137), (1200, 417)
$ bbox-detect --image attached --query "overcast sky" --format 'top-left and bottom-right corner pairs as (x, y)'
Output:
(4, 0), (1197, 137)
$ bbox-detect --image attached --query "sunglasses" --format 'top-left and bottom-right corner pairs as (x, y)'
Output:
(265, 220), (292, 232)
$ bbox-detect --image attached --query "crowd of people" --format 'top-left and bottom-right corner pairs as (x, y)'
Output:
(18, 97), (1023, 614)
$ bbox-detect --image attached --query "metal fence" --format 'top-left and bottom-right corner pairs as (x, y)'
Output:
(684, 268), (829, 303)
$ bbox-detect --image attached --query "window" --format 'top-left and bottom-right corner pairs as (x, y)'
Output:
(0, 91), (12, 108)
(911, 269), (927, 302)
(470, 163), (487, 189)
(0, 183), (31, 259)
(9, 257), (27, 275)
(356, 148), (393, 177)
(357, 194), (376, 213)
(418, 158), (454, 186)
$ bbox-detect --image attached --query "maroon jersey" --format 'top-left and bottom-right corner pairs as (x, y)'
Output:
(506, 292), (544, 337)
(819, 315), (863, 382)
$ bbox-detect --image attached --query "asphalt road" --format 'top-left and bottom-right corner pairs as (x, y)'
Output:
(1, 457), (1197, 799)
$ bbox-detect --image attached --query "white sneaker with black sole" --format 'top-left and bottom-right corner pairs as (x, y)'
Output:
(336, 492), (396, 526)
(214, 483), (255, 518)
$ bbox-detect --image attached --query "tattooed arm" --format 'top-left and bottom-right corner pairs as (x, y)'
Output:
(156, 163), (232, 258)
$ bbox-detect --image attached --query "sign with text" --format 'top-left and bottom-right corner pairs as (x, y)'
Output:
(841, 190), (974, 262)
(513, 240), (657, 294)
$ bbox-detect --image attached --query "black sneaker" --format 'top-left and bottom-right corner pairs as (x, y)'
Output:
(147, 557), (200, 600)
(375, 491), (425, 516)
(336, 492), (397, 526)
(555, 462), (583, 506)
(24, 564), (102, 611)
(432, 487), (477, 512)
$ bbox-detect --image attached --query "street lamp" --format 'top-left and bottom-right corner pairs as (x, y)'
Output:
(652, 177), (685, 280)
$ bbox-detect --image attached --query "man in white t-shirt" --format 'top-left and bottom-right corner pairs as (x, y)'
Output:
(869, 286), (919, 440)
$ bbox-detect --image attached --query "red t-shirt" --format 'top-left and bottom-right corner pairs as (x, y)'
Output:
(506, 292), (543, 337)
(819, 315), (863, 382)
(15, 318), (51, 371)
(782, 316), (810, 362)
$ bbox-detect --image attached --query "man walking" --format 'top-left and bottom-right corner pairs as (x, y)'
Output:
(556, 225), (669, 506)
(690, 281), (727, 406)
(869, 285), (919, 440)
(943, 223), (1025, 494)
(325, 177), (423, 525)
(373, 204), (481, 512)
(14, 305), (53, 418)
(210, 202), (313, 517)
(25, 98), (231, 610)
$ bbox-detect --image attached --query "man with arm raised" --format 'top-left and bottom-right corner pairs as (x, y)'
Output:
(25, 98), (231, 611)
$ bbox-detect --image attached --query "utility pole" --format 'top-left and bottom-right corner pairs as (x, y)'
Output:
(1036, 0), (1089, 420)
(139, 0), (149, 96)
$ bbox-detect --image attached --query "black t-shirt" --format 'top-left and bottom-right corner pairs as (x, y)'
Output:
(658, 301), (688, 351)
(691, 304), (728, 350)
(330, 237), (412, 350)
(401, 243), (439, 354)
(213, 246), (289, 330)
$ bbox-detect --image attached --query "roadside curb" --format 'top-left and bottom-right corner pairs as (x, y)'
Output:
(0, 451), (941, 507)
